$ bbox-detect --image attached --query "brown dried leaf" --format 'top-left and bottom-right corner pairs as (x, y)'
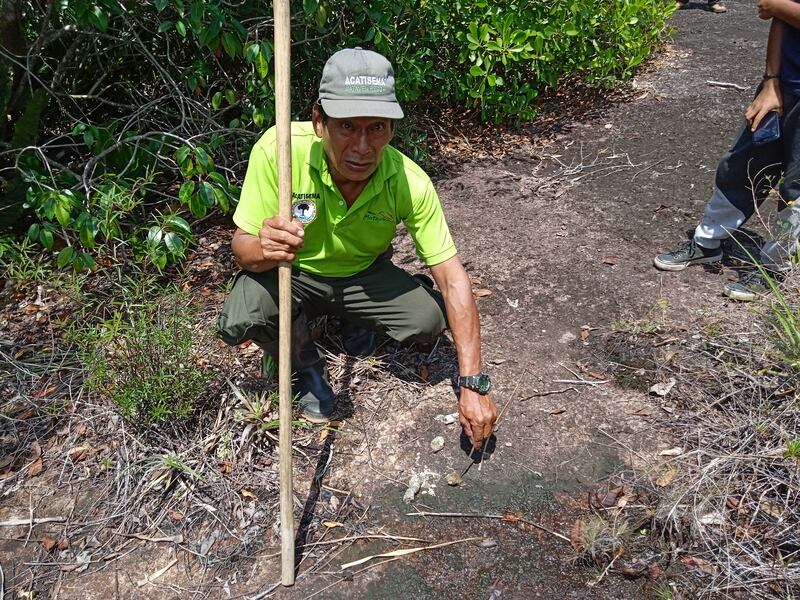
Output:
(167, 509), (185, 521)
(602, 256), (619, 265)
(656, 465), (678, 488)
(56, 537), (69, 551)
(419, 364), (429, 381)
(67, 446), (93, 463)
(599, 486), (625, 508)
(570, 519), (587, 551)
(42, 535), (57, 553)
(580, 325), (590, 344)
(680, 555), (718, 576)
(241, 489), (258, 501)
(473, 288), (493, 298)
(27, 457), (43, 478)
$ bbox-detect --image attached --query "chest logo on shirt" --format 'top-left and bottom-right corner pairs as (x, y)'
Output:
(292, 199), (317, 224)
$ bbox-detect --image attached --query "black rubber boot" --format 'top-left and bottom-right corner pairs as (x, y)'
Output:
(256, 314), (335, 423)
(290, 314), (335, 423)
(341, 320), (376, 357)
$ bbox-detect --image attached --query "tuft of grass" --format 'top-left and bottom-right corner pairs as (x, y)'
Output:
(785, 438), (800, 460)
(72, 289), (210, 424)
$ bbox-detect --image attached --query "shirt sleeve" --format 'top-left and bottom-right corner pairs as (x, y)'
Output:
(232, 137), (279, 236)
(403, 179), (458, 266)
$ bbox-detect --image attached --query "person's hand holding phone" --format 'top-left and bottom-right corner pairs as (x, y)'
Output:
(745, 79), (783, 131)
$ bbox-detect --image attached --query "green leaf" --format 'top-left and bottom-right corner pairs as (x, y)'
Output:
(180, 159), (195, 178)
(165, 215), (192, 236)
(39, 229), (54, 250)
(208, 171), (227, 186)
(225, 89), (236, 105)
(195, 147), (214, 173)
(213, 185), (229, 213)
(57, 246), (75, 269)
(188, 193), (207, 218)
(163, 232), (185, 255)
(55, 201), (71, 226)
(79, 222), (97, 249)
(178, 181), (195, 204)
(469, 64), (485, 76)
(222, 32), (240, 59)
(154, 0), (168, 12)
(175, 20), (187, 37)
(175, 146), (191, 166)
(90, 6), (109, 33)
(158, 20), (173, 33)
(147, 226), (163, 246)
(199, 182), (215, 207)
(78, 252), (96, 271)
(212, 91), (222, 110)
(245, 43), (259, 64)
(255, 53), (269, 79)
(27, 223), (40, 243)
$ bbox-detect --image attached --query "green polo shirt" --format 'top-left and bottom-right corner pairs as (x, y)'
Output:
(233, 122), (457, 277)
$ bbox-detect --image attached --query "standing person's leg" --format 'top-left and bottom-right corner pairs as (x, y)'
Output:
(327, 254), (448, 346)
(761, 94), (800, 271)
(654, 110), (784, 271)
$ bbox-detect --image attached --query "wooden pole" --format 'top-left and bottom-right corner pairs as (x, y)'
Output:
(273, 0), (295, 587)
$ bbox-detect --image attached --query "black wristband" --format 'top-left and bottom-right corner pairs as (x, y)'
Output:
(763, 72), (781, 80)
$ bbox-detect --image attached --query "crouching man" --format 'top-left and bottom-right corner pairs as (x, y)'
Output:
(218, 48), (498, 448)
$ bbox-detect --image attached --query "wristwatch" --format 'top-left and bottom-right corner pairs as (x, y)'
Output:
(763, 71), (781, 80)
(457, 373), (492, 394)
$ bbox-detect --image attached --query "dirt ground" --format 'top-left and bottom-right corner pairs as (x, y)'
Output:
(1, 2), (784, 599)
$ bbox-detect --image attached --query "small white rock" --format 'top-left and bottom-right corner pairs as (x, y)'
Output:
(430, 436), (445, 453)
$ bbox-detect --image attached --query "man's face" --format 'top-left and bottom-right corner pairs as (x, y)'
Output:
(312, 108), (394, 184)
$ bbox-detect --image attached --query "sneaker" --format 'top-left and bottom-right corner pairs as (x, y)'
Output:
(708, 2), (727, 12)
(723, 270), (771, 302)
(654, 240), (723, 271)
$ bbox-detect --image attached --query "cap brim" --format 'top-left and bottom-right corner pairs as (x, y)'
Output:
(320, 98), (404, 119)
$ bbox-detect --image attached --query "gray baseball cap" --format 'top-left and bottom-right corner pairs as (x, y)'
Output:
(318, 48), (404, 119)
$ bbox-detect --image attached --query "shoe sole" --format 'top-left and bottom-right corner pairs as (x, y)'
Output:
(301, 410), (332, 424)
(724, 287), (761, 302)
(653, 253), (722, 271)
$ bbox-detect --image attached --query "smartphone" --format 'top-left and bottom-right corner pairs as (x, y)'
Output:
(753, 110), (781, 146)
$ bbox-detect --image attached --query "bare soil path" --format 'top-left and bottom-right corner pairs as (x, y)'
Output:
(0, 2), (777, 599)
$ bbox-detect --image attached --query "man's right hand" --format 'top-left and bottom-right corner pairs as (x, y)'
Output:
(745, 78), (783, 131)
(259, 216), (305, 263)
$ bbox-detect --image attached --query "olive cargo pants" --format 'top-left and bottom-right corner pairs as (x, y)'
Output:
(217, 254), (447, 347)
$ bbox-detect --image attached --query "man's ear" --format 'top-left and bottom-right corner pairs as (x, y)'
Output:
(311, 104), (324, 137)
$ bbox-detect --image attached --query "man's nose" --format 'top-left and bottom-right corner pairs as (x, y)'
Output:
(352, 130), (370, 154)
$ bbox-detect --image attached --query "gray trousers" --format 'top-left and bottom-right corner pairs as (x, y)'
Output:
(694, 91), (800, 271)
(217, 253), (447, 347)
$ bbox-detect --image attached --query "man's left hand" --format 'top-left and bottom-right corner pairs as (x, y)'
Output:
(458, 389), (498, 449)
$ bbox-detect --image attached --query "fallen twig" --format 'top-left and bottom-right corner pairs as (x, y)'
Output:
(340, 536), (482, 570)
(406, 511), (571, 543)
(0, 517), (66, 527)
(706, 80), (748, 91)
(136, 557), (178, 587)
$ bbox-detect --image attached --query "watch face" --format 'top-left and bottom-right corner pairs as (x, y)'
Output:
(477, 374), (491, 394)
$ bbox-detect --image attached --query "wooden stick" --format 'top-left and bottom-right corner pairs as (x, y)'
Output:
(273, 0), (295, 587)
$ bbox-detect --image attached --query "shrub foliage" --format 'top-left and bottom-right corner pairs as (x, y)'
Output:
(0, 0), (672, 269)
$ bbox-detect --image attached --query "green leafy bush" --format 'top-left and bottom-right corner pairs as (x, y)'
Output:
(74, 290), (211, 423)
(1, 0), (672, 271)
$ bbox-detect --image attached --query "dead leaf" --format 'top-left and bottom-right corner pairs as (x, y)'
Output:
(241, 489), (258, 501)
(656, 465), (678, 487)
(580, 325), (590, 344)
(602, 256), (619, 265)
(33, 385), (58, 398)
(473, 288), (493, 298)
(27, 457), (43, 477)
(548, 408), (567, 415)
(23, 303), (41, 314)
(42, 535), (58, 553)
(659, 446), (683, 457)
(759, 499), (783, 519)
(419, 364), (429, 381)
(167, 509), (185, 521)
(599, 486), (625, 508)
(67, 446), (93, 463)
(57, 537), (69, 551)
(322, 521), (343, 528)
(570, 519), (587, 551)
(680, 555), (718, 576)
